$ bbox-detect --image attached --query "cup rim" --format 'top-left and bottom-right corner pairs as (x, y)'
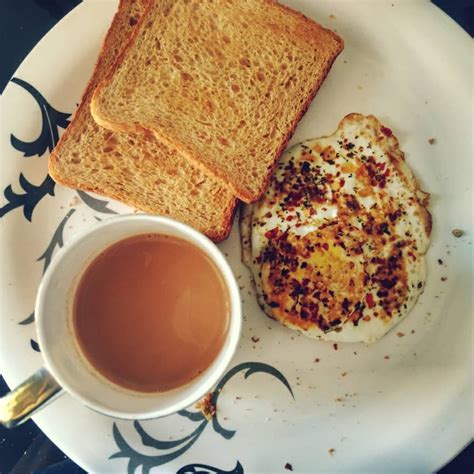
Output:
(35, 214), (242, 419)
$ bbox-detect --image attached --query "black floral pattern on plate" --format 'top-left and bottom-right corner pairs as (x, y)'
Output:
(112, 362), (294, 474)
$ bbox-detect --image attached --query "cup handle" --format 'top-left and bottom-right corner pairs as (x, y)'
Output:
(0, 367), (63, 428)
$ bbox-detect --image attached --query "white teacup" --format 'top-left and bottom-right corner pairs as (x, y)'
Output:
(0, 215), (242, 427)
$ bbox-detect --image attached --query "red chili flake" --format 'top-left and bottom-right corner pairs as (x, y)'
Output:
(322, 243), (329, 251)
(381, 126), (393, 137)
(284, 463), (293, 471)
(366, 293), (375, 308)
(339, 178), (345, 187)
(286, 215), (294, 222)
(333, 343), (338, 351)
(265, 228), (279, 239)
(264, 211), (272, 218)
(407, 251), (416, 261)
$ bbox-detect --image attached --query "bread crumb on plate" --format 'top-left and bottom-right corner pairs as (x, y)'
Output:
(195, 393), (216, 421)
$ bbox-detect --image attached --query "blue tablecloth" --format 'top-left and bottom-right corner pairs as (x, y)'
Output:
(0, 0), (472, 472)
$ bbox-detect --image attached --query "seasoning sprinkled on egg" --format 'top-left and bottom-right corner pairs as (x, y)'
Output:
(240, 114), (431, 343)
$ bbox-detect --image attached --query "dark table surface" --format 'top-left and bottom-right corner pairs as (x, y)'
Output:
(0, 0), (472, 472)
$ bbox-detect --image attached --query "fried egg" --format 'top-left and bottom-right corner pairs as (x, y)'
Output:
(240, 114), (431, 343)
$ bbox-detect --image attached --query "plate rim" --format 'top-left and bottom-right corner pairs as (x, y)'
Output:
(0, 0), (472, 472)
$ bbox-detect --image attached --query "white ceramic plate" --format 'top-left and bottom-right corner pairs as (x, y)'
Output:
(0, 1), (472, 472)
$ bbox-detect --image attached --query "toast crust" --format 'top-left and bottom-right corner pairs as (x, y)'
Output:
(50, 0), (135, 167)
(50, 171), (237, 242)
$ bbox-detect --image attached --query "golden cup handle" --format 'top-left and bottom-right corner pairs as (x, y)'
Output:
(0, 367), (63, 428)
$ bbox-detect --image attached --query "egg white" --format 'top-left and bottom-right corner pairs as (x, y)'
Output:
(240, 114), (431, 343)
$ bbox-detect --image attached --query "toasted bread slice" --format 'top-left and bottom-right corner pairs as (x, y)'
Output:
(48, 0), (237, 242)
(90, 0), (343, 203)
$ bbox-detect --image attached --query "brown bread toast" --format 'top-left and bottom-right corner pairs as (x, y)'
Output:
(48, 0), (237, 242)
(91, 0), (343, 203)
